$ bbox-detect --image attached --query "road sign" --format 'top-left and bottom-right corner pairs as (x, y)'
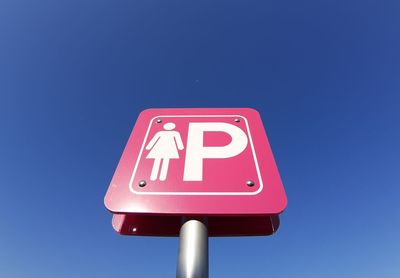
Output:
(104, 108), (286, 236)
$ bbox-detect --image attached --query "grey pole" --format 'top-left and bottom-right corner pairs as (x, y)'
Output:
(176, 218), (208, 278)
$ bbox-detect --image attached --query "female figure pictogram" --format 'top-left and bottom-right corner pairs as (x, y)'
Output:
(145, 122), (184, 181)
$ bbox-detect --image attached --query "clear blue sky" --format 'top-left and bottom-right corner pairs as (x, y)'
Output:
(1, 0), (400, 277)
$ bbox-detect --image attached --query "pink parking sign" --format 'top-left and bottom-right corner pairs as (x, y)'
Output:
(104, 108), (287, 236)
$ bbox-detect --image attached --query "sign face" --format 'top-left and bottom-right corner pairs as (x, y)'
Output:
(105, 108), (287, 218)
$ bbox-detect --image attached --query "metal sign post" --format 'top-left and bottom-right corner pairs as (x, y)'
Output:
(177, 218), (208, 278)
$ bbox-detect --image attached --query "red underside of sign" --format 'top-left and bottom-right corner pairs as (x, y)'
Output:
(112, 213), (280, 237)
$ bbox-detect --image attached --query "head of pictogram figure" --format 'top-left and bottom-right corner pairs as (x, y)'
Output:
(163, 122), (176, 130)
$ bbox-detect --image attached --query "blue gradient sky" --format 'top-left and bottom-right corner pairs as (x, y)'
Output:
(1, 0), (400, 277)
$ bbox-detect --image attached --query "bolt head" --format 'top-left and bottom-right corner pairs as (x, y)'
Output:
(246, 180), (255, 187)
(234, 118), (240, 122)
(138, 180), (147, 187)
(156, 119), (162, 123)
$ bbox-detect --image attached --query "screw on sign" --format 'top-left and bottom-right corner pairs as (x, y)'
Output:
(104, 108), (287, 277)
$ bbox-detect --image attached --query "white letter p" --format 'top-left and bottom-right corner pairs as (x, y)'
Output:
(183, 122), (248, 181)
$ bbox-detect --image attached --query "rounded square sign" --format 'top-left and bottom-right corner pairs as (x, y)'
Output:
(105, 108), (287, 216)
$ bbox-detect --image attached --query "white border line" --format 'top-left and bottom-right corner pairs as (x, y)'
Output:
(128, 114), (263, 195)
